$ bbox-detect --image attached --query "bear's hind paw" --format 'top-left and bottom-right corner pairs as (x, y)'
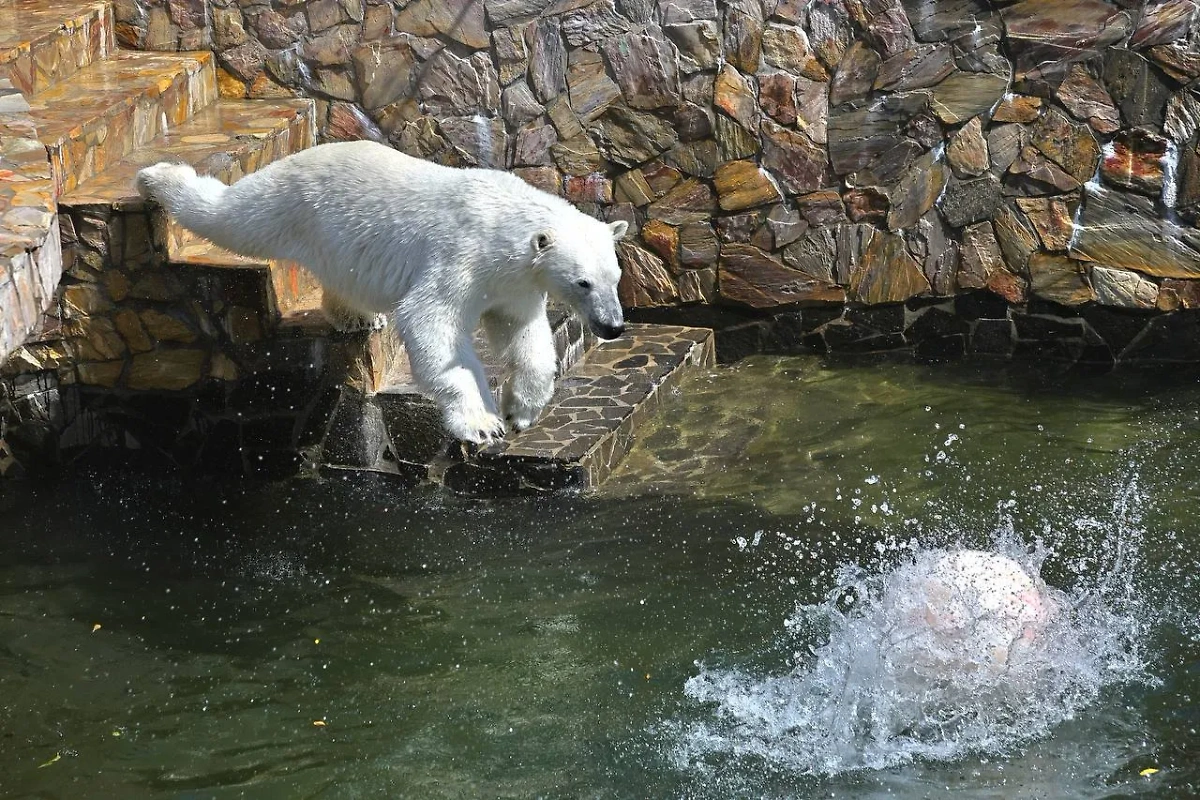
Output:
(445, 408), (506, 445)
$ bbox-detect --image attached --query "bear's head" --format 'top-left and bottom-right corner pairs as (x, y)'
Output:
(531, 217), (628, 340)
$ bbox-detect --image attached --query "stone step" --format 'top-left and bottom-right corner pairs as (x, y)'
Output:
(365, 323), (713, 492)
(448, 324), (714, 493)
(24, 48), (216, 194)
(0, 0), (114, 97)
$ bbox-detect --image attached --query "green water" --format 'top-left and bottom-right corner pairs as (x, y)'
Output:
(3, 356), (1200, 798)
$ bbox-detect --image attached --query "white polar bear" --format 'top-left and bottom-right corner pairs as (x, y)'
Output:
(136, 140), (628, 444)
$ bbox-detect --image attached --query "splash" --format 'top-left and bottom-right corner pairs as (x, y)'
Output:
(673, 480), (1152, 777)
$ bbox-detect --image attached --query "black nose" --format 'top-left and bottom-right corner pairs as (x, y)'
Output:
(593, 321), (625, 340)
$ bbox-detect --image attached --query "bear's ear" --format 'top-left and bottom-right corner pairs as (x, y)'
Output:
(608, 220), (629, 240)
(531, 231), (554, 256)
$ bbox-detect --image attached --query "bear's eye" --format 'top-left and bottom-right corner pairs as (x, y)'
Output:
(576, 280), (593, 290)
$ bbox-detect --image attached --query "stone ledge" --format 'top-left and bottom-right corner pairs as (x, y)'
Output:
(0, 0), (114, 96)
(445, 324), (714, 494)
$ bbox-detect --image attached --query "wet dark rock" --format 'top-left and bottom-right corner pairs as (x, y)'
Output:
(1100, 127), (1169, 195)
(888, 149), (948, 230)
(1015, 195), (1078, 252)
(617, 241), (679, 306)
(529, 17), (567, 103)
(1130, 0), (1198, 49)
(1028, 253), (1096, 306)
(714, 160), (784, 210)
(993, 202), (1040, 275)
(1071, 187), (1200, 278)
(931, 70), (1009, 125)
(665, 20), (721, 70)
(722, 0), (765, 73)
(938, 173), (1003, 228)
(758, 72), (798, 125)
(946, 116), (989, 178)
(827, 92), (930, 175)
(873, 44), (956, 92)
(567, 50), (621, 122)
(959, 221), (1003, 289)
(588, 104), (678, 166)
(830, 41), (880, 107)
(781, 226), (837, 283)
(1055, 64), (1120, 134)
(719, 243), (845, 308)
(900, 0), (998, 45)
(1001, 0), (1132, 75)
(761, 121), (830, 195)
(844, 186), (890, 225)
(850, 228), (932, 304)
(1031, 108), (1100, 185)
(1103, 49), (1172, 130)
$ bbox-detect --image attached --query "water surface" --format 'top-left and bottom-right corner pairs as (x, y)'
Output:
(3, 356), (1200, 798)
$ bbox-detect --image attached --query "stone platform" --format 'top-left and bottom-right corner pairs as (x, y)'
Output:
(0, 0), (716, 493)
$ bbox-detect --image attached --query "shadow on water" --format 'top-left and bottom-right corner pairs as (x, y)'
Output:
(2, 355), (1200, 797)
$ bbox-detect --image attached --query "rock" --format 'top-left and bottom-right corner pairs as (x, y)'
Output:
(127, 349), (208, 391)
(248, 8), (302, 49)
(513, 166), (563, 194)
(647, 178), (716, 224)
(714, 160), (784, 211)
(946, 116), (988, 178)
(679, 222), (719, 265)
(440, 116), (507, 167)
(959, 221), (1003, 289)
(211, 6), (248, 48)
(1009, 146), (1082, 194)
(715, 113), (758, 160)
(758, 72), (797, 125)
(327, 102), (386, 142)
(1028, 253), (1095, 306)
(938, 173), (1002, 227)
(567, 50), (621, 121)
(806, 0), (853, 70)
(641, 219), (679, 263)
(1015, 196), (1077, 251)
(1031, 107), (1099, 185)
(1055, 64), (1120, 134)
(643, 162), (685, 195)
(353, 39), (418, 110)
(827, 91), (930, 175)
(1104, 49), (1171, 129)
(1091, 265), (1160, 308)
(659, 0), (718, 25)
(1158, 277), (1200, 309)
(674, 102), (713, 140)
(514, 123), (558, 166)
(794, 77), (830, 145)
(888, 149), (948, 230)
(484, 0), (555, 26)
(302, 24), (359, 68)
(992, 93), (1043, 123)
(561, 0), (632, 47)
(830, 40), (881, 107)
(1101, 128), (1169, 196)
(713, 64), (757, 130)
(901, 0), (998, 45)
(862, 2), (917, 58)
(1000, 0), (1132, 75)
(551, 133), (603, 174)
(797, 189), (846, 226)
(993, 203), (1040, 274)
(565, 173), (614, 203)
(665, 20), (721, 71)
(761, 121), (830, 195)
(845, 187), (889, 224)
(1071, 187), (1200, 278)
(588, 104), (678, 166)
(986, 267), (1029, 304)
(1130, 0), (1198, 49)
(603, 31), (682, 110)
(394, 0), (488, 48)
(617, 241), (679, 306)
(546, 94), (584, 139)
(715, 212), (762, 243)
(493, 25), (529, 85)
(529, 17), (568, 103)
(909, 211), (960, 295)
(762, 23), (824, 79)
(615, 169), (655, 205)
(874, 44), (956, 92)
(851, 228), (932, 304)
(502, 81), (544, 128)
(930, 70), (1009, 125)
(665, 139), (720, 176)
(722, 0), (765, 73)
(779, 226), (836, 282)
(720, 243), (845, 308)
(419, 49), (499, 116)
(766, 204), (807, 248)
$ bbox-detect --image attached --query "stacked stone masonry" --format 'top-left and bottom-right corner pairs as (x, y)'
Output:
(109, 0), (1200, 364)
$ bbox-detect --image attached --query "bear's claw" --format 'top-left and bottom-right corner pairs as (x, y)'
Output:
(446, 407), (506, 445)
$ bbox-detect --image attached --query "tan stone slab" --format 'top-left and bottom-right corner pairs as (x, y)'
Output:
(0, 0), (112, 95)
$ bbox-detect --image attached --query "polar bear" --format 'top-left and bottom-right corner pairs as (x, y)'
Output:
(136, 141), (628, 444)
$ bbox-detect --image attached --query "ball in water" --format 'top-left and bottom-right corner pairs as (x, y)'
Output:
(888, 549), (1058, 674)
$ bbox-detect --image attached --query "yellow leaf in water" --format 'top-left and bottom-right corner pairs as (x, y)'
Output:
(313, 720), (327, 727)
(92, 624), (101, 632)
(38, 753), (61, 769)
(1140, 768), (1160, 777)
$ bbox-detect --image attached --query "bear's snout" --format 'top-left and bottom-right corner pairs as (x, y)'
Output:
(591, 320), (625, 340)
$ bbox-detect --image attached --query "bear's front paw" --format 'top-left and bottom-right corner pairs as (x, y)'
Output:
(445, 406), (506, 445)
(501, 375), (554, 432)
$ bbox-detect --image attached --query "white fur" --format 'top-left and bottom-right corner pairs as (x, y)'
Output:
(136, 141), (629, 443)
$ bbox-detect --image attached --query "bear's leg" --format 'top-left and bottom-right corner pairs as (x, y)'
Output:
(321, 289), (387, 332)
(399, 316), (504, 444)
(482, 302), (557, 432)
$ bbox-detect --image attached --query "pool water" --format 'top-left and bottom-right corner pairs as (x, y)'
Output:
(3, 356), (1200, 798)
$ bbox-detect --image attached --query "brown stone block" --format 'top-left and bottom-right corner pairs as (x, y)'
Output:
(641, 219), (679, 264)
(719, 242), (843, 308)
(714, 160), (783, 211)
(127, 349), (208, 391)
(850, 229), (930, 304)
(617, 241), (679, 307)
(1016, 196), (1078, 252)
(1028, 253), (1096, 306)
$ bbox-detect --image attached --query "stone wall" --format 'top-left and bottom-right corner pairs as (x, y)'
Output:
(112, 1), (1200, 354)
